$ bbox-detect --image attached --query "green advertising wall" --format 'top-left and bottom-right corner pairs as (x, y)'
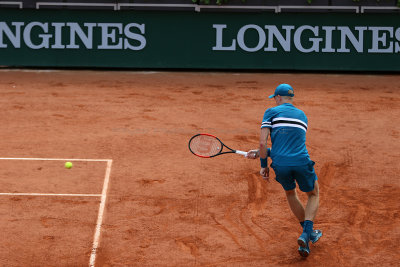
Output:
(0, 9), (399, 71)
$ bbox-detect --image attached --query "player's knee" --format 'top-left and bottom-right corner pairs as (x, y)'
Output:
(306, 181), (319, 197)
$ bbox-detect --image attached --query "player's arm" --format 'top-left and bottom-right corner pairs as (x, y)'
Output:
(246, 147), (270, 159)
(259, 127), (270, 180)
(259, 127), (270, 159)
(247, 109), (273, 161)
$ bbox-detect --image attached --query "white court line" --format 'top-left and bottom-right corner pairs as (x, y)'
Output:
(0, 157), (111, 162)
(89, 159), (113, 267)
(0, 156), (112, 266)
(0, 193), (101, 197)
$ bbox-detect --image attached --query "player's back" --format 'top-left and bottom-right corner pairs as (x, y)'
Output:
(262, 103), (310, 166)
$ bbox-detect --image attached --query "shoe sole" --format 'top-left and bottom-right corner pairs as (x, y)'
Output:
(297, 236), (307, 248)
(298, 247), (310, 257)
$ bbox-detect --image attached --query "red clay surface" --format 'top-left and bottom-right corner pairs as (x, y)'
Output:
(0, 70), (399, 266)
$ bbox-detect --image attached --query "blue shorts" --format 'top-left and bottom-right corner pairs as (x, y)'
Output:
(271, 161), (317, 192)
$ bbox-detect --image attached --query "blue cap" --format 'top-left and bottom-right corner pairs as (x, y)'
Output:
(269, 84), (295, 98)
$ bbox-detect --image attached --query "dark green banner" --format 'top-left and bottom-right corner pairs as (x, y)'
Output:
(0, 9), (399, 71)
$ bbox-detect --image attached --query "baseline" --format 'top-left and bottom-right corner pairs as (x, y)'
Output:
(0, 193), (101, 197)
(0, 157), (111, 162)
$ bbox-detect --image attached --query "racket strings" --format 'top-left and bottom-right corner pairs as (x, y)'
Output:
(189, 135), (222, 157)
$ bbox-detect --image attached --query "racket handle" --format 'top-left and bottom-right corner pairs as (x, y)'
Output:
(235, 150), (248, 157)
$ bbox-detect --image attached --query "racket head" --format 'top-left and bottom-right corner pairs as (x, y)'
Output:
(188, 133), (224, 158)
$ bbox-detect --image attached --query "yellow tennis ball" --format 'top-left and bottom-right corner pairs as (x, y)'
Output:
(65, 162), (73, 169)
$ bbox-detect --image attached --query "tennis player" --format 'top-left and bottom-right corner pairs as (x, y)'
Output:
(247, 83), (322, 257)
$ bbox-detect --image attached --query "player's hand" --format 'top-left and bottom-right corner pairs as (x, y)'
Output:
(260, 167), (270, 182)
(246, 149), (259, 159)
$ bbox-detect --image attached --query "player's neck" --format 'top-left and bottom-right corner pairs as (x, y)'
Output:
(277, 100), (293, 106)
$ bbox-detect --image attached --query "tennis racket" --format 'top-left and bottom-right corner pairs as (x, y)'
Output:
(188, 133), (248, 158)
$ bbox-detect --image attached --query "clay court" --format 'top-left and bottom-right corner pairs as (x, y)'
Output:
(0, 69), (398, 266)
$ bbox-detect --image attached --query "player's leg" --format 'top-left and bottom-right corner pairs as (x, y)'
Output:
(272, 164), (306, 225)
(295, 162), (319, 222)
(294, 162), (321, 257)
(305, 180), (319, 221)
(284, 189), (305, 223)
(304, 181), (322, 245)
(273, 164), (306, 222)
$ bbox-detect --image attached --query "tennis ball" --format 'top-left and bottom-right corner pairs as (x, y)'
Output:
(65, 162), (73, 169)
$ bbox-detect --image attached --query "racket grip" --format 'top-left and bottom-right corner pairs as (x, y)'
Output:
(235, 150), (248, 157)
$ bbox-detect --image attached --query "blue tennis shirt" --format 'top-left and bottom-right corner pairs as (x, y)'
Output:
(261, 103), (311, 166)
